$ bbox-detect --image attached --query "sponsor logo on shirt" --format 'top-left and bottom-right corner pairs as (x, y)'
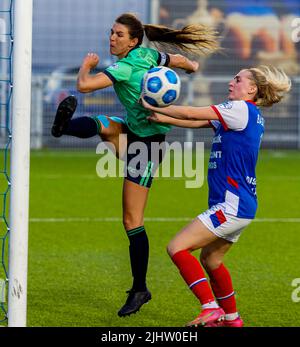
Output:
(109, 63), (119, 70)
(210, 150), (222, 159)
(246, 176), (257, 195)
(257, 114), (265, 127)
(212, 134), (222, 144)
(219, 101), (233, 109)
(208, 161), (217, 169)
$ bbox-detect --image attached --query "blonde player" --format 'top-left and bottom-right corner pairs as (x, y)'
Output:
(143, 65), (291, 327)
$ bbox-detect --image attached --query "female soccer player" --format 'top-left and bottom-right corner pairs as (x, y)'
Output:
(143, 65), (291, 327)
(51, 13), (219, 317)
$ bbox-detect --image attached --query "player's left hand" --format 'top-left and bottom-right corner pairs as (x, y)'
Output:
(185, 61), (199, 74)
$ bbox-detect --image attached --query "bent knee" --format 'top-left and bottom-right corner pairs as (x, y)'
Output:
(167, 239), (186, 258)
(200, 252), (222, 271)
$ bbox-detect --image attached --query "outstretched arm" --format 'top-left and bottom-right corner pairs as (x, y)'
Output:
(142, 99), (218, 121)
(77, 53), (113, 93)
(147, 112), (211, 128)
(168, 54), (199, 74)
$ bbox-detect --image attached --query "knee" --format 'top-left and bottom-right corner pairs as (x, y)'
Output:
(200, 252), (222, 272)
(166, 239), (185, 258)
(166, 242), (174, 257)
(123, 212), (144, 231)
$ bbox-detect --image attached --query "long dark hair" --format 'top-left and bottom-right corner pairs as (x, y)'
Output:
(115, 13), (219, 56)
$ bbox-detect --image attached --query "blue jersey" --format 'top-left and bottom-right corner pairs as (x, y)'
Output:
(208, 100), (265, 219)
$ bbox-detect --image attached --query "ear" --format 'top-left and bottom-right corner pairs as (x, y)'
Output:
(129, 37), (139, 48)
(248, 84), (258, 96)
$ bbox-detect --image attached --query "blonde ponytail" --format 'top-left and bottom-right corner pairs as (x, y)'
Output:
(248, 65), (291, 107)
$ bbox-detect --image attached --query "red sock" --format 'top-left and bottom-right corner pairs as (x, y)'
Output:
(171, 250), (215, 305)
(208, 264), (237, 314)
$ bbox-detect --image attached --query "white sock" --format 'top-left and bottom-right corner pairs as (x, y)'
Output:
(202, 301), (219, 310)
(225, 312), (239, 321)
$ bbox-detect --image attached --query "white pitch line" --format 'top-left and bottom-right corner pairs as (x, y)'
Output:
(31, 174), (300, 181)
(29, 217), (300, 223)
(29, 217), (191, 223)
(254, 218), (300, 223)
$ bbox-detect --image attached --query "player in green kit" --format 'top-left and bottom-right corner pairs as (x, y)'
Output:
(51, 13), (219, 317)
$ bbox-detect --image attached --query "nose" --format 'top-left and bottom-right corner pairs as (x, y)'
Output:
(110, 33), (116, 42)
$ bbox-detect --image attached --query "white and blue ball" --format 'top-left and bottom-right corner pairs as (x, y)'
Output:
(141, 66), (181, 107)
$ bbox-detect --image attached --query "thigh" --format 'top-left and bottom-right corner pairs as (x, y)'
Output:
(122, 178), (150, 229)
(93, 115), (127, 159)
(167, 218), (219, 257)
(125, 133), (166, 188)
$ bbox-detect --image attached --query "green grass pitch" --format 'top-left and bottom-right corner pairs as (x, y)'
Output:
(25, 149), (300, 327)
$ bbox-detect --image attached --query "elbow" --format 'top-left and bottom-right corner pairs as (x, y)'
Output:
(76, 80), (90, 93)
(76, 81), (85, 93)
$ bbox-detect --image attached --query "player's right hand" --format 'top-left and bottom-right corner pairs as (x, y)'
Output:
(141, 98), (156, 111)
(82, 53), (100, 69)
(147, 112), (167, 124)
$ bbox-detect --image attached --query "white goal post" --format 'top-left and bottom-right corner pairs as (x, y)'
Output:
(8, 0), (32, 327)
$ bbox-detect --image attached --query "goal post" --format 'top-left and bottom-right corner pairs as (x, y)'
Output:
(8, 0), (32, 327)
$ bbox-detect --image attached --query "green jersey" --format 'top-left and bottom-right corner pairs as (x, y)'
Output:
(104, 46), (171, 137)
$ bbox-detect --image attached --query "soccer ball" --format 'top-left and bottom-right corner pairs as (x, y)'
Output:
(141, 66), (181, 107)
